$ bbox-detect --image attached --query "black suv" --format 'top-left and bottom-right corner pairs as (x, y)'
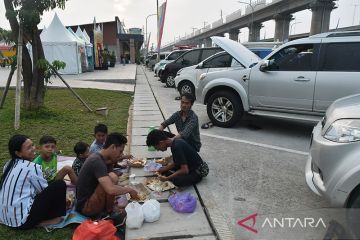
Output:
(160, 47), (221, 87)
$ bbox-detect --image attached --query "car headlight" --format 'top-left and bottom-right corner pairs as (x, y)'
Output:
(199, 73), (206, 81)
(324, 119), (360, 143)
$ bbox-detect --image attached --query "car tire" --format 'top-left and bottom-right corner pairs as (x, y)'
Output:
(178, 81), (195, 97)
(346, 186), (360, 238)
(166, 75), (175, 88)
(206, 91), (243, 128)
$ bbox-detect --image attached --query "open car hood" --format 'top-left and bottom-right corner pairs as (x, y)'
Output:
(211, 36), (260, 68)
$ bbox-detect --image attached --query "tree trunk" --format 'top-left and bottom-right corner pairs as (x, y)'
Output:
(4, 0), (46, 110)
(25, 29), (45, 109)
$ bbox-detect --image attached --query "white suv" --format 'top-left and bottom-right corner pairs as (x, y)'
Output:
(197, 32), (360, 127)
(174, 51), (244, 96)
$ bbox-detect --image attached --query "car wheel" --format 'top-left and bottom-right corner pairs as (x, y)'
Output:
(179, 81), (195, 96)
(206, 91), (243, 128)
(166, 75), (175, 88)
(346, 187), (360, 238)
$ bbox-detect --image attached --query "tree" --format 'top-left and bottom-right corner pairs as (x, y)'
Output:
(0, 27), (12, 44)
(4, 0), (67, 110)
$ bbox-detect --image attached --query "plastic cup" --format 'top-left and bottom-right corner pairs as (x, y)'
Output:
(129, 174), (136, 185)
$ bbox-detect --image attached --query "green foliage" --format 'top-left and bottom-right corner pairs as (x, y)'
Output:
(12, 0), (68, 28)
(110, 51), (116, 67)
(36, 59), (66, 84)
(0, 88), (132, 239)
(102, 48), (110, 67)
(0, 28), (13, 43)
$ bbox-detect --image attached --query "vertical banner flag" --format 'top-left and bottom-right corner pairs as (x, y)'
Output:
(157, 0), (167, 51)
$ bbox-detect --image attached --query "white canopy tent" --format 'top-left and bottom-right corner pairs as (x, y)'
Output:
(82, 29), (91, 43)
(40, 13), (83, 74)
(67, 27), (89, 72)
(76, 27), (94, 71)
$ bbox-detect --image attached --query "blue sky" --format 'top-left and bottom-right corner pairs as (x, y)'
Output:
(0, 0), (358, 46)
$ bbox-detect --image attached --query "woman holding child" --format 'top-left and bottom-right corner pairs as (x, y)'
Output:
(0, 135), (67, 229)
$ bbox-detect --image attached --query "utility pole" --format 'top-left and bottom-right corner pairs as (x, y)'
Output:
(156, 0), (160, 62)
(145, 13), (156, 62)
(191, 27), (197, 35)
(15, 21), (23, 130)
(237, 0), (265, 41)
(203, 21), (207, 29)
(353, 3), (359, 25)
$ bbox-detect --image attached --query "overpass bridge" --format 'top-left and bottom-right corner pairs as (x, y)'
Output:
(161, 0), (337, 51)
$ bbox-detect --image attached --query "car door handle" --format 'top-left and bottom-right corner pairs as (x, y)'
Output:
(294, 76), (310, 82)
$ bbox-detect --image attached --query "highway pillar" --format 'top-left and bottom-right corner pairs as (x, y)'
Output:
(203, 38), (212, 47)
(249, 22), (263, 42)
(310, 0), (337, 35)
(274, 13), (293, 42)
(130, 38), (135, 64)
(229, 29), (240, 41)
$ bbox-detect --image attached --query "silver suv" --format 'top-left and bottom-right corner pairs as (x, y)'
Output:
(306, 93), (360, 209)
(197, 32), (360, 127)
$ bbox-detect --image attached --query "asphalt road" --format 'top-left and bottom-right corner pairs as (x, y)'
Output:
(142, 67), (330, 240)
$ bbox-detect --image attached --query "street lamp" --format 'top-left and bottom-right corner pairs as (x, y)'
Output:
(237, 0), (265, 41)
(145, 13), (156, 61)
(191, 27), (198, 35)
(290, 20), (302, 36)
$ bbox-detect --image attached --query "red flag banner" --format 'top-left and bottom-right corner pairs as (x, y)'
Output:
(157, 0), (167, 51)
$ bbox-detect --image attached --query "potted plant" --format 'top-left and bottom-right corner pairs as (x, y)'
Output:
(109, 51), (116, 67)
(101, 50), (109, 70)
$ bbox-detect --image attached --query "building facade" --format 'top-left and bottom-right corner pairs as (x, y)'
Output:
(69, 16), (143, 64)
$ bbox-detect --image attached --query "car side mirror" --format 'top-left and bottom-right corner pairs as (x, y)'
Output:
(259, 60), (270, 72)
(196, 62), (203, 69)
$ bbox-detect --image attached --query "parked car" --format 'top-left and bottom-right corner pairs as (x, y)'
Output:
(241, 42), (280, 59)
(175, 46), (273, 97)
(154, 49), (189, 76)
(306, 93), (360, 210)
(160, 47), (222, 87)
(249, 48), (273, 59)
(175, 51), (244, 96)
(147, 52), (170, 70)
(144, 54), (154, 66)
(197, 32), (360, 127)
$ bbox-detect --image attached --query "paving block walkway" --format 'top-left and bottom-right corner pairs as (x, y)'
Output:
(125, 66), (216, 240)
(0, 64), (136, 92)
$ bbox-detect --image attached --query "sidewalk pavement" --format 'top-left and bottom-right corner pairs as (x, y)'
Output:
(0, 64), (136, 92)
(126, 66), (216, 240)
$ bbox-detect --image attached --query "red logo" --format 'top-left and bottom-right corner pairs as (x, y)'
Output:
(238, 213), (258, 233)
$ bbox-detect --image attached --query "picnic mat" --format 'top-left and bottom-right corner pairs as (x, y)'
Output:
(44, 210), (88, 232)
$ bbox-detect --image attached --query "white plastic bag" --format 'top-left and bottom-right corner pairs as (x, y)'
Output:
(144, 161), (162, 172)
(142, 199), (161, 223)
(125, 202), (144, 229)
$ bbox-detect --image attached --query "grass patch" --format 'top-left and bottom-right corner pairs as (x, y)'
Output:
(0, 88), (132, 239)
